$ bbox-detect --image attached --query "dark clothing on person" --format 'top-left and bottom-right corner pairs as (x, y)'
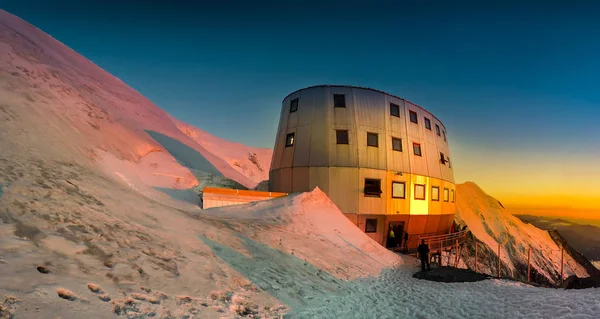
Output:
(417, 242), (431, 271)
(403, 233), (409, 252)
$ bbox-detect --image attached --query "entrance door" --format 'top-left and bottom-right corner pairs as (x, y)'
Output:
(386, 221), (405, 249)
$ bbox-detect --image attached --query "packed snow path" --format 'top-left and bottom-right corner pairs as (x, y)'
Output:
(203, 234), (600, 319)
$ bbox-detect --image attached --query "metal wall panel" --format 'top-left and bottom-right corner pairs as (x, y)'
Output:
(292, 125), (312, 167)
(308, 167), (330, 193)
(328, 167), (359, 214)
(307, 89), (329, 167)
(386, 171), (411, 215)
(279, 167), (293, 193)
(297, 89), (315, 127)
(292, 167), (310, 192)
(426, 141), (442, 180)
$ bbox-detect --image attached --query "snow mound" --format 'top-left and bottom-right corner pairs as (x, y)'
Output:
(200, 187), (401, 279)
(455, 182), (589, 282)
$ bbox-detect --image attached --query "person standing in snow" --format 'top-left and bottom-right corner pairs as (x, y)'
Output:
(418, 239), (431, 271)
(403, 232), (409, 252)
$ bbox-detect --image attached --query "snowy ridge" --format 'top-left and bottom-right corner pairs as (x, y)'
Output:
(0, 8), (270, 193)
(455, 182), (589, 284)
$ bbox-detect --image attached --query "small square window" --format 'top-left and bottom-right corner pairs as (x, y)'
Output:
(443, 130), (447, 142)
(365, 218), (377, 233)
(431, 186), (440, 201)
(285, 132), (295, 147)
(364, 178), (382, 197)
(444, 188), (449, 202)
(435, 124), (441, 136)
(413, 143), (422, 156)
(414, 184), (426, 200)
(333, 94), (346, 107)
(390, 103), (400, 117)
(392, 182), (405, 199)
(409, 110), (418, 124)
(289, 98), (298, 113)
(336, 130), (349, 144)
(392, 137), (402, 152)
(424, 117), (431, 130)
(367, 132), (378, 147)
(451, 189), (455, 203)
(440, 152), (446, 164)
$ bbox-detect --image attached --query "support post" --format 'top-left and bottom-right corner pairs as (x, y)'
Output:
(527, 246), (531, 283)
(497, 244), (501, 278)
(475, 242), (478, 272)
(455, 239), (459, 267)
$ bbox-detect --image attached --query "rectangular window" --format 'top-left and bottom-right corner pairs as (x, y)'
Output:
(451, 189), (455, 203)
(367, 132), (379, 147)
(289, 98), (298, 113)
(285, 132), (295, 147)
(424, 117), (431, 130)
(365, 218), (377, 233)
(435, 124), (441, 136)
(409, 110), (418, 124)
(392, 181), (406, 199)
(413, 142), (422, 156)
(336, 130), (349, 144)
(364, 178), (382, 197)
(431, 186), (440, 201)
(390, 103), (400, 117)
(440, 152), (446, 164)
(448, 157), (452, 168)
(443, 131), (447, 142)
(392, 137), (402, 152)
(444, 188), (449, 202)
(414, 184), (426, 200)
(333, 94), (346, 107)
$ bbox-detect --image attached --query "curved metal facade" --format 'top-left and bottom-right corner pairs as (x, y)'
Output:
(269, 85), (456, 247)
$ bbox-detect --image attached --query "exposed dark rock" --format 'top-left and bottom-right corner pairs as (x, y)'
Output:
(413, 266), (491, 283)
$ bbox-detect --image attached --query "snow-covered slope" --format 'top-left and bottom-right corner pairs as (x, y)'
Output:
(0, 9), (270, 194)
(2, 9), (600, 319)
(454, 182), (589, 285)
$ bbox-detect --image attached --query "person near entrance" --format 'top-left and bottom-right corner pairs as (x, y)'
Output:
(387, 224), (395, 249)
(403, 232), (409, 252)
(417, 239), (431, 271)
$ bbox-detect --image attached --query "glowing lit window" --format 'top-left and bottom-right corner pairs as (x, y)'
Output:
(431, 186), (440, 201)
(289, 98), (298, 113)
(333, 94), (346, 107)
(424, 117), (431, 130)
(409, 110), (418, 124)
(413, 143), (422, 156)
(392, 182), (405, 199)
(365, 218), (377, 233)
(392, 137), (402, 152)
(285, 133), (295, 147)
(390, 103), (400, 117)
(367, 132), (379, 147)
(444, 188), (449, 202)
(414, 184), (426, 200)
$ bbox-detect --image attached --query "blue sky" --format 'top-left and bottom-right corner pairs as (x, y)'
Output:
(3, 1), (600, 209)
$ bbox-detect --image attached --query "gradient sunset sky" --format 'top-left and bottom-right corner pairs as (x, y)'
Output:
(4, 1), (600, 218)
